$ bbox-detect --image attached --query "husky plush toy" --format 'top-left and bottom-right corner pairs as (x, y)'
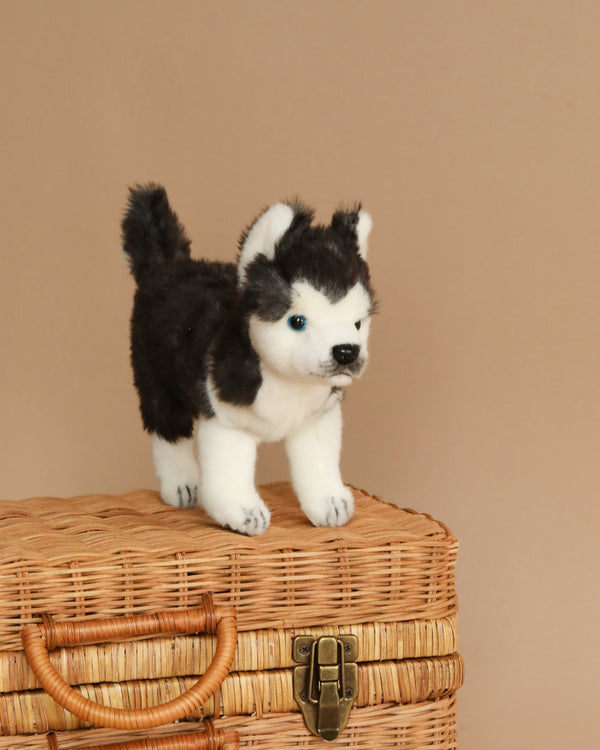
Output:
(122, 184), (375, 535)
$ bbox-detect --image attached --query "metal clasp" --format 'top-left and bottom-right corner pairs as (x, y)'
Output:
(292, 634), (358, 742)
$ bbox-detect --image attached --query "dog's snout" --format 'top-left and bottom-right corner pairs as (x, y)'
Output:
(332, 344), (360, 365)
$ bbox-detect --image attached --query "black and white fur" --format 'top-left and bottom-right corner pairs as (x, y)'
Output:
(122, 184), (375, 535)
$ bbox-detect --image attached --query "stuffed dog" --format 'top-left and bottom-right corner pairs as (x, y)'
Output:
(122, 184), (375, 535)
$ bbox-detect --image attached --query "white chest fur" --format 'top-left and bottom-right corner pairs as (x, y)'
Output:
(207, 368), (339, 443)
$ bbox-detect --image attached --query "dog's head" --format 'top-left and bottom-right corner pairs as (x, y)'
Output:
(238, 200), (376, 387)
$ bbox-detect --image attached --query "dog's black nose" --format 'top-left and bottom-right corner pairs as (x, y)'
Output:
(332, 344), (360, 365)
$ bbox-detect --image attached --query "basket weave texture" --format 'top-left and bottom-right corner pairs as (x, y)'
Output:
(1, 615), (458, 693)
(1, 652), (463, 734)
(0, 482), (458, 651)
(5, 698), (459, 749)
(43, 720), (239, 750)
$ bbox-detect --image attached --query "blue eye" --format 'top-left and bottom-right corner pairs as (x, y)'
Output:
(288, 315), (306, 331)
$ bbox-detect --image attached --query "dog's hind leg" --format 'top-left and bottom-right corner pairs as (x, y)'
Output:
(152, 434), (201, 508)
(196, 418), (270, 535)
(285, 401), (355, 527)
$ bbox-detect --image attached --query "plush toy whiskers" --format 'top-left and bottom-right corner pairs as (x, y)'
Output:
(122, 185), (375, 535)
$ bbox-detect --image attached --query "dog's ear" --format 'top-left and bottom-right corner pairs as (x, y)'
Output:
(331, 207), (373, 260)
(238, 203), (296, 284)
(356, 209), (373, 260)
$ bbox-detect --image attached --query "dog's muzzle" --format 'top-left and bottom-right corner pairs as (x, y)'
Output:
(321, 345), (365, 384)
(332, 344), (360, 366)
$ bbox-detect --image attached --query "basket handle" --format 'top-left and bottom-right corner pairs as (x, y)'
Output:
(22, 595), (237, 730)
(46, 720), (239, 749)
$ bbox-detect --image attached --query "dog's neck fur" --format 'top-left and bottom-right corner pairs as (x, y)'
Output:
(207, 363), (339, 443)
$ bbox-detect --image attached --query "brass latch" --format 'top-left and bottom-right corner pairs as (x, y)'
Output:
(292, 634), (358, 742)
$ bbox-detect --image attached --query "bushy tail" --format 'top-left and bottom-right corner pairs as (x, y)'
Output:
(121, 183), (191, 284)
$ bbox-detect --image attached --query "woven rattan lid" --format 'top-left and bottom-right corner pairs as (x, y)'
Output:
(0, 482), (458, 651)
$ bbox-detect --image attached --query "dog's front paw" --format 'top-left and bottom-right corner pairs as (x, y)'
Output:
(301, 486), (355, 528)
(235, 503), (271, 536)
(203, 492), (271, 536)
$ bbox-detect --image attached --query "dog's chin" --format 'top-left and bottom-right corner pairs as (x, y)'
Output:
(321, 360), (367, 387)
(291, 360), (366, 387)
(327, 372), (354, 387)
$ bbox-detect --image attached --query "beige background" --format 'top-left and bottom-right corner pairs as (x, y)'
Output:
(1, 1), (599, 746)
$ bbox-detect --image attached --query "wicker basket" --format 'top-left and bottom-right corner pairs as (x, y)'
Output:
(0, 482), (462, 747)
